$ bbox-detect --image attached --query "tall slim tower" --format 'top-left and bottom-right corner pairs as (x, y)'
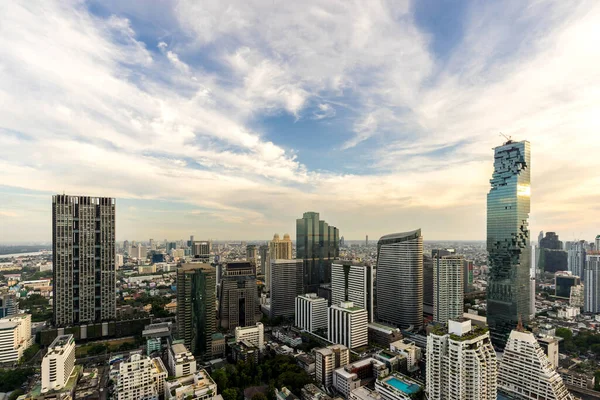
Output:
(331, 262), (374, 322)
(433, 254), (464, 324)
(584, 253), (600, 313)
(376, 229), (423, 329)
(176, 263), (216, 359)
(486, 140), (531, 348)
(218, 262), (259, 330)
(52, 195), (116, 327)
(296, 212), (339, 293)
(269, 259), (304, 319)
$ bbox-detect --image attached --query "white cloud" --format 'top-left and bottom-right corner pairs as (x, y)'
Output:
(313, 103), (336, 120)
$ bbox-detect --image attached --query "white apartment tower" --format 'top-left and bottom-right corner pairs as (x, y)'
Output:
(585, 253), (600, 313)
(328, 302), (368, 349)
(295, 293), (327, 333)
(234, 322), (265, 350)
(42, 335), (76, 393)
(498, 328), (573, 400)
(426, 319), (497, 400)
(315, 344), (350, 387)
(0, 313), (34, 363)
(433, 255), (464, 324)
(116, 352), (167, 400)
(331, 262), (374, 322)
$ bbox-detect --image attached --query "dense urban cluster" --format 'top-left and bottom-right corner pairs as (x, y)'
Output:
(0, 139), (599, 400)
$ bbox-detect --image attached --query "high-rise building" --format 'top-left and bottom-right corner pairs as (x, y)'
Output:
(296, 212), (339, 293)
(538, 232), (568, 273)
(498, 328), (573, 400)
(0, 293), (17, 318)
(595, 235), (600, 253)
(315, 344), (350, 387)
(295, 293), (328, 333)
(486, 140), (531, 348)
(259, 244), (270, 288)
(270, 259), (304, 319)
(570, 284), (584, 309)
(433, 255), (464, 324)
(567, 240), (586, 279)
(331, 262), (374, 322)
(52, 194), (116, 327)
(423, 255), (434, 316)
(555, 273), (581, 299)
(540, 232), (563, 250)
(218, 262), (259, 330)
(328, 301), (368, 349)
(41, 335), (76, 393)
(426, 319), (497, 400)
(270, 233), (293, 259)
(376, 230), (423, 329)
(365, 235), (368, 247)
(584, 253), (600, 313)
(115, 352), (167, 400)
(0, 314), (34, 363)
(246, 245), (259, 271)
(176, 263), (216, 359)
(463, 260), (474, 293)
(192, 241), (211, 259)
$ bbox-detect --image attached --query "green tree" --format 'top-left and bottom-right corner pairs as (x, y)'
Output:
(252, 393), (268, 400)
(0, 368), (35, 392)
(222, 388), (239, 400)
(8, 389), (25, 400)
(212, 369), (229, 390)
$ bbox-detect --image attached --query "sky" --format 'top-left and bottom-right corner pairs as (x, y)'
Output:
(0, 0), (599, 243)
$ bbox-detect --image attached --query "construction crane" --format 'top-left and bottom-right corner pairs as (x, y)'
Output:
(500, 132), (512, 144)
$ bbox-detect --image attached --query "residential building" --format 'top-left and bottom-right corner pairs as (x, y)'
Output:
(463, 260), (474, 293)
(426, 319), (497, 400)
(331, 262), (374, 322)
(538, 336), (560, 368)
(333, 358), (388, 398)
(389, 339), (421, 373)
(115, 352), (168, 400)
(297, 212), (339, 293)
(570, 284), (584, 309)
(0, 313), (33, 363)
(191, 241), (210, 259)
(52, 194), (116, 327)
(0, 292), (17, 318)
(168, 342), (197, 378)
(270, 259), (304, 319)
(328, 301), (368, 349)
(498, 328), (573, 400)
(375, 373), (424, 400)
(315, 344), (350, 387)
(568, 240), (586, 279)
(234, 322), (265, 350)
(276, 387), (300, 400)
(231, 339), (259, 363)
(376, 230), (423, 329)
(165, 369), (219, 400)
(218, 261), (259, 330)
(423, 255), (434, 316)
(584, 253), (600, 313)
(270, 233), (293, 260)
(487, 140), (531, 348)
(301, 384), (332, 400)
(260, 244), (270, 289)
(433, 254), (464, 324)
(42, 334), (76, 393)
(211, 333), (225, 358)
(176, 263), (216, 359)
(295, 293), (327, 333)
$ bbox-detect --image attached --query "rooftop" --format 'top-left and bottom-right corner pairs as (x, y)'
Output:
(378, 229), (421, 245)
(379, 374), (422, 395)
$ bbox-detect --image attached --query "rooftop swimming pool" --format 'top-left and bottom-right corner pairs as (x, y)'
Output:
(385, 377), (421, 394)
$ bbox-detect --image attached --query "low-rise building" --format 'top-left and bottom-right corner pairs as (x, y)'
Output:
(166, 369), (220, 400)
(235, 322), (265, 350)
(276, 387), (299, 400)
(168, 342), (197, 378)
(375, 374), (424, 400)
(211, 333), (226, 359)
(349, 387), (383, 400)
(315, 345), (350, 388)
(333, 358), (388, 398)
(367, 323), (402, 348)
(42, 334), (76, 393)
(231, 340), (259, 364)
(389, 339), (421, 373)
(301, 384), (332, 400)
(114, 352), (167, 400)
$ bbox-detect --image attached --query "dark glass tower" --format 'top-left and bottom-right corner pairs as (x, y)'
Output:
(296, 212), (339, 293)
(176, 263), (216, 359)
(218, 261), (259, 330)
(487, 140), (531, 348)
(52, 195), (116, 327)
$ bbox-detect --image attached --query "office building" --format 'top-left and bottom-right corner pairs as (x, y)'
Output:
(331, 262), (374, 322)
(246, 244), (259, 270)
(0, 313), (34, 363)
(270, 259), (303, 319)
(168, 342), (197, 378)
(0, 292), (17, 318)
(259, 244), (270, 281)
(218, 261), (259, 330)
(52, 194), (116, 327)
(234, 322), (265, 350)
(296, 212), (339, 293)
(192, 241), (210, 258)
(486, 140), (531, 348)
(433, 254), (464, 324)
(176, 263), (216, 359)
(498, 328), (573, 400)
(42, 334), (76, 393)
(540, 232), (563, 250)
(375, 373), (424, 400)
(270, 233), (293, 259)
(555, 273), (580, 299)
(376, 230), (423, 329)
(423, 255), (434, 316)
(584, 253), (600, 313)
(367, 322), (402, 348)
(426, 319), (497, 400)
(315, 344), (350, 387)
(333, 358), (388, 398)
(115, 352), (167, 400)
(328, 301), (368, 349)
(567, 240), (586, 279)
(295, 293), (327, 333)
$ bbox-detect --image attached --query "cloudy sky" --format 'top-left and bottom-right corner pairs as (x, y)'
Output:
(1, 0), (599, 243)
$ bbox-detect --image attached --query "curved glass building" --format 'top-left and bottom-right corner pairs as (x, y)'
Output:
(487, 140), (531, 349)
(376, 229), (423, 329)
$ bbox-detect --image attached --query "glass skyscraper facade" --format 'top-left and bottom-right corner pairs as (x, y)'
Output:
(487, 140), (531, 348)
(296, 212), (339, 293)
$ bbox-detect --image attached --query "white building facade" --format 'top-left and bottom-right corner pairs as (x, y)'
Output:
(433, 255), (464, 324)
(331, 263), (374, 322)
(585, 254), (600, 313)
(42, 334), (76, 393)
(116, 352), (167, 400)
(0, 313), (33, 363)
(234, 322), (265, 350)
(295, 294), (327, 333)
(328, 302), (368, 349)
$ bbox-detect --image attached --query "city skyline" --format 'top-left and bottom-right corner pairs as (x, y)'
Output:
(2, 1), (600, 242)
